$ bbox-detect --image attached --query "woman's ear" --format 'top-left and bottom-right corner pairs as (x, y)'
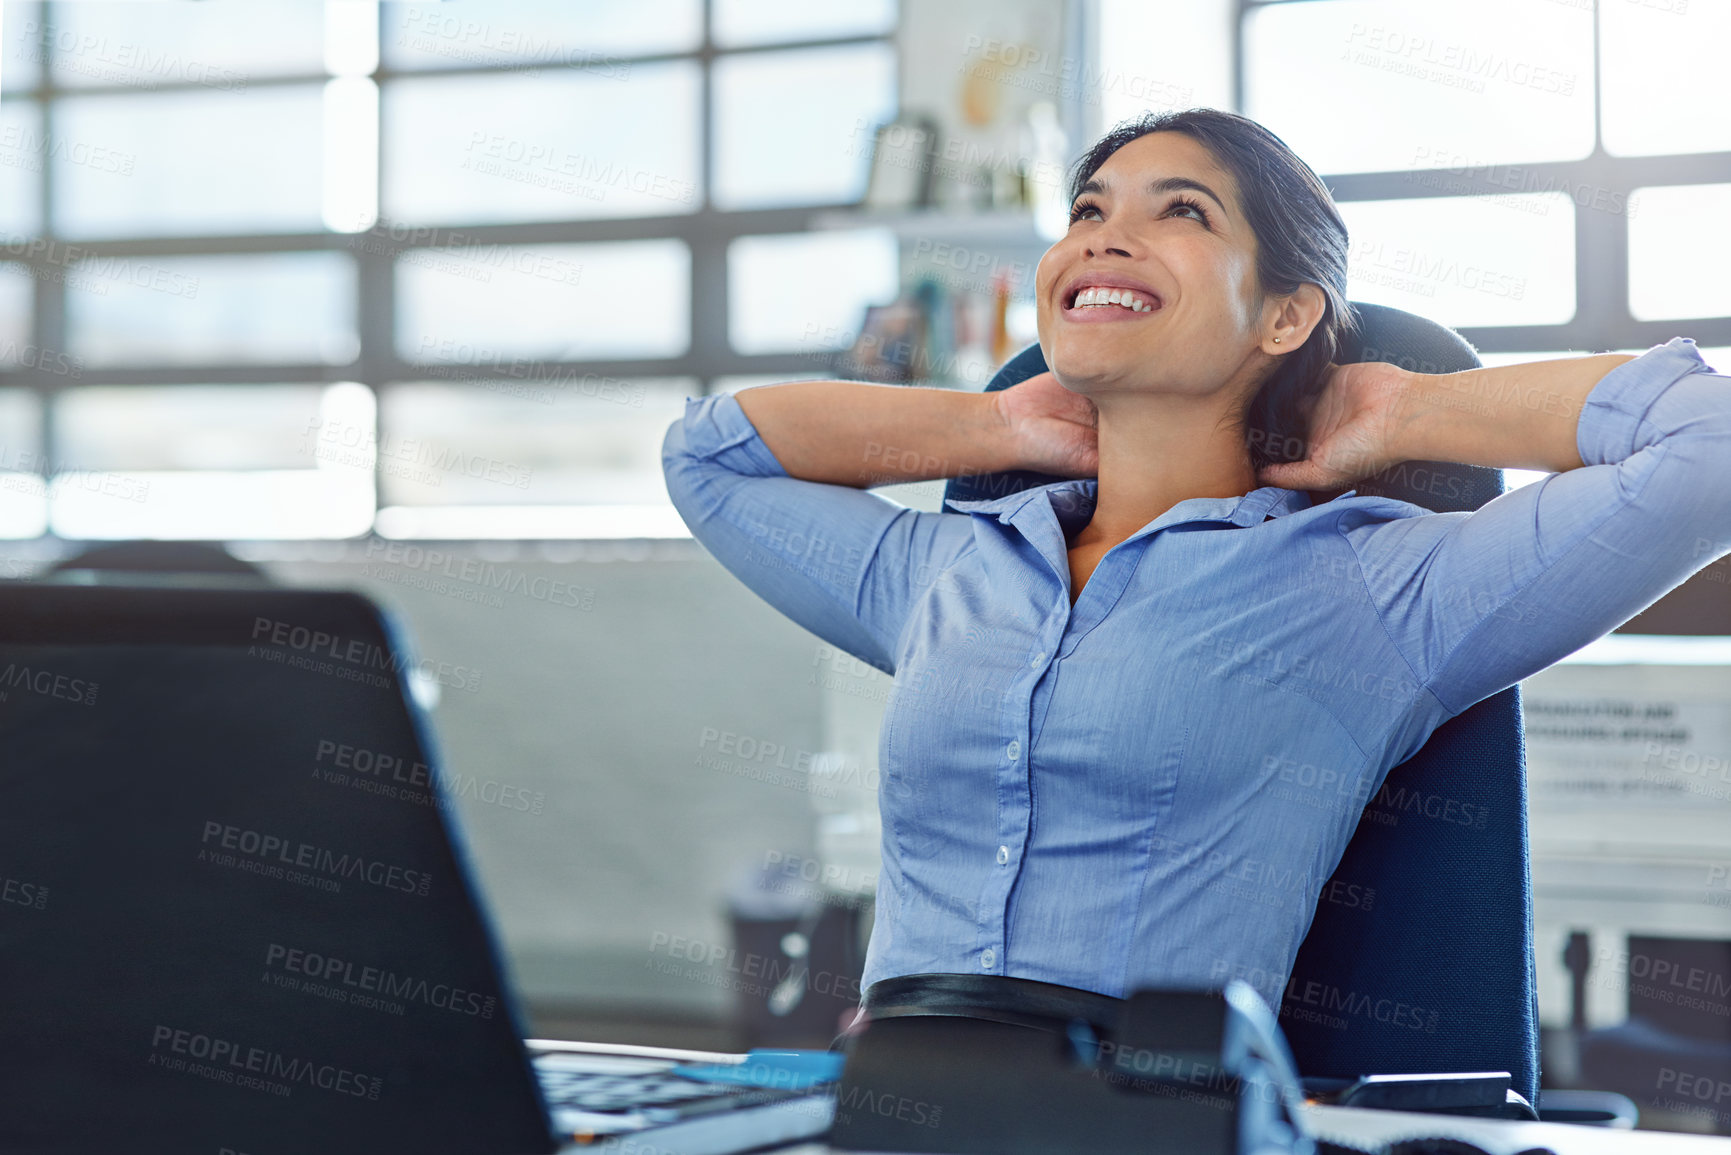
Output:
(1265, 283), (1328, 351)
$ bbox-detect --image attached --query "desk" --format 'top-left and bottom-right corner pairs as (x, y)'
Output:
(537, 1041), (1731, 1154)
(767, 1102), (1731, 1155)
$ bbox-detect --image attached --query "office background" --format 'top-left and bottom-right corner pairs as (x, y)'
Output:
(1, 0), (1729, 1128)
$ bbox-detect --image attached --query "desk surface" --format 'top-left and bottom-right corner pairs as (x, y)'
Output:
(535, 1041), (1731, 1155)
(768, 1102), (1731, 1155)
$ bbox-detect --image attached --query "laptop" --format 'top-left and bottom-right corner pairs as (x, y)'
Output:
(0, 581), (838, 1155)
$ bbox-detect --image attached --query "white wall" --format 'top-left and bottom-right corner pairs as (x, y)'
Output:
(248, 540), (832, 1019)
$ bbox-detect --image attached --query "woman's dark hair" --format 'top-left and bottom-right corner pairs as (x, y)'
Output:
(1067, 108), (1356, 472)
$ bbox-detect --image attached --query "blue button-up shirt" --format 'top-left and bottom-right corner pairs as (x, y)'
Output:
(663, 338), (1728, 1003)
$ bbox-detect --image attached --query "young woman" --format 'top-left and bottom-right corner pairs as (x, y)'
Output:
(662, 108), (1730, 1022)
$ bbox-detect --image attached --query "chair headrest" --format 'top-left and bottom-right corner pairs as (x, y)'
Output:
(942, 302), (1504, 516)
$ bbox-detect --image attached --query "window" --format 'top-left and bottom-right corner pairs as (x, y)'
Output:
(0, 263), (30, 363)
(1, 1), (42, 94)
(0, 101), (42, 238)
(726, 229), (898, 356)
(1244, 0), (1594, 177)
(709, 43), (896, 210)
(1094, 0), (1232, 128)
(66, 252), (358, 367)
(47, 383), (375, 540)
(372, 380), (693, 539)
(1600, 0), (1731, 159)
(1224, 0), (1730, 357)
(0, 0), (899, 540)
(53, 78), (327, 241)
(0, 386), (45, 537)
(382, 65), (702, 225)
(394, 240), (690, 362)
(1337, 194), (1575, 329)
(1627, 184), (1731, 324)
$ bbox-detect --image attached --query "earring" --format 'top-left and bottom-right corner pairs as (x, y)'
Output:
(1273, 337), (1282, 344)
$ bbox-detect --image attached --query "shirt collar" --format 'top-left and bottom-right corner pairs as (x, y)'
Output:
(945, 478), (1328, 535)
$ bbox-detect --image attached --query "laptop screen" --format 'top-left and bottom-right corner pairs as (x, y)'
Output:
(0, 584), (556, 1155)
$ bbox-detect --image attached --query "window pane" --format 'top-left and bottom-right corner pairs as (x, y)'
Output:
(48, 382), (374, 540)
(712, 0), (895, 47)
(1602, 1), (1731, 158)
(0, 100), (42, 239)
(383, 65), (700, 225)
(378, 379), (690, 506)
(1096, 0), (1232, 126)
(728, 229), (899, 355)
(324, 76), (380, 232)
(3, 1), (41, 93)
(0, 387), (40, 456)
(46, 0), (317, 89)
(382, 0), (701, 69)
(1339, 193), (1576, 328)
(55, 385), (325, 471)
(1245, 0), (1593, 176)
(374, 379), (693, 538)
(0, 387), (45, 538)
(54, 86), (323, 239)
(66, 252), (358, 368)
(712, 44), (895, 210)
(0, 262), (30, 363)
(396, 239), (689, 361)
(1628, 184), (1731, 323)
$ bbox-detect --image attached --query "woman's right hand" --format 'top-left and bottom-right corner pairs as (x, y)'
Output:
(991, 371), (1099, 477)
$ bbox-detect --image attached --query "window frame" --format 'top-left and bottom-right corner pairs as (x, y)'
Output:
(1228, 0), (1731, 355)
(0, 0), (899, 539)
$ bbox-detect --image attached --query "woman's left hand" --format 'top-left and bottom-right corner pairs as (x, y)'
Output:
(1256, 361), (1414, 492)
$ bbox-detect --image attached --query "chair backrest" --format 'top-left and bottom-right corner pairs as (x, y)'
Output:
(941, 302), (1539, 1107)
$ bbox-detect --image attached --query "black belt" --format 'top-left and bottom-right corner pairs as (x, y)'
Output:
(854, 972), (1125, 1037)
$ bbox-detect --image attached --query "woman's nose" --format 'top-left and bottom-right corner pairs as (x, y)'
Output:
(1083, 220), (1136, 259)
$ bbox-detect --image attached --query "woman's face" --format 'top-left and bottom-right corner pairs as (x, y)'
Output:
(1034, 131), (1273, 405)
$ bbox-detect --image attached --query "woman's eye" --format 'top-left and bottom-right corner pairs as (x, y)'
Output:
(1168, 198), (1209, 225)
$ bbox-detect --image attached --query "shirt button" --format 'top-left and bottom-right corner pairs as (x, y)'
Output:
(1006, 739), (1021, 761)
(997, 845), (1010, 865)
(1029, 652), (1044, 668)
(980, 948), (996, 969)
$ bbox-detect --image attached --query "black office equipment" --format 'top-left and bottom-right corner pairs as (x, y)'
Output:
(0, 582), (836, 1155)
(944, 302), (1539, 1110)
(829, 978), (1315, 1155)
(1308, 1072), (1522, 1116)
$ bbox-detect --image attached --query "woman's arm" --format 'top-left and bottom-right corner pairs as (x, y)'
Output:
(1257, 352), (1640, 490)
(664, 372), (1096, 674)
(1388, 352), (1638, 474)
(733, 373), (1098, 488)
(1268, 338), (1731, 720)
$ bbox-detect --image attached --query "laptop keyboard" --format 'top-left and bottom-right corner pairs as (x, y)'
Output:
(533, 1050), (839, 1142)
(540, 1068), (772, 1115)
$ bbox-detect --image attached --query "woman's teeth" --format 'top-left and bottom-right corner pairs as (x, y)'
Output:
(1072, 286), (1157, 313)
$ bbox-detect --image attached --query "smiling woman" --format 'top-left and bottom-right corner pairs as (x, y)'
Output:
(1037, 110), (1354, 489)
(662, 106), (1731, 1029)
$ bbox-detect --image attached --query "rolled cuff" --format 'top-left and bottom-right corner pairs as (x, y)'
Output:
(674, 392), (790, 479)
(1577, 336), (1717, 465)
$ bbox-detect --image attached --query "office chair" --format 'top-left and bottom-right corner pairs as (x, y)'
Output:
(942, 302), (1539, 1111)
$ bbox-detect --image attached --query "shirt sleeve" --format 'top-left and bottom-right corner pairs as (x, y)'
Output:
(1338, 337), (1731, 718)
(661, 390), (977, 675)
